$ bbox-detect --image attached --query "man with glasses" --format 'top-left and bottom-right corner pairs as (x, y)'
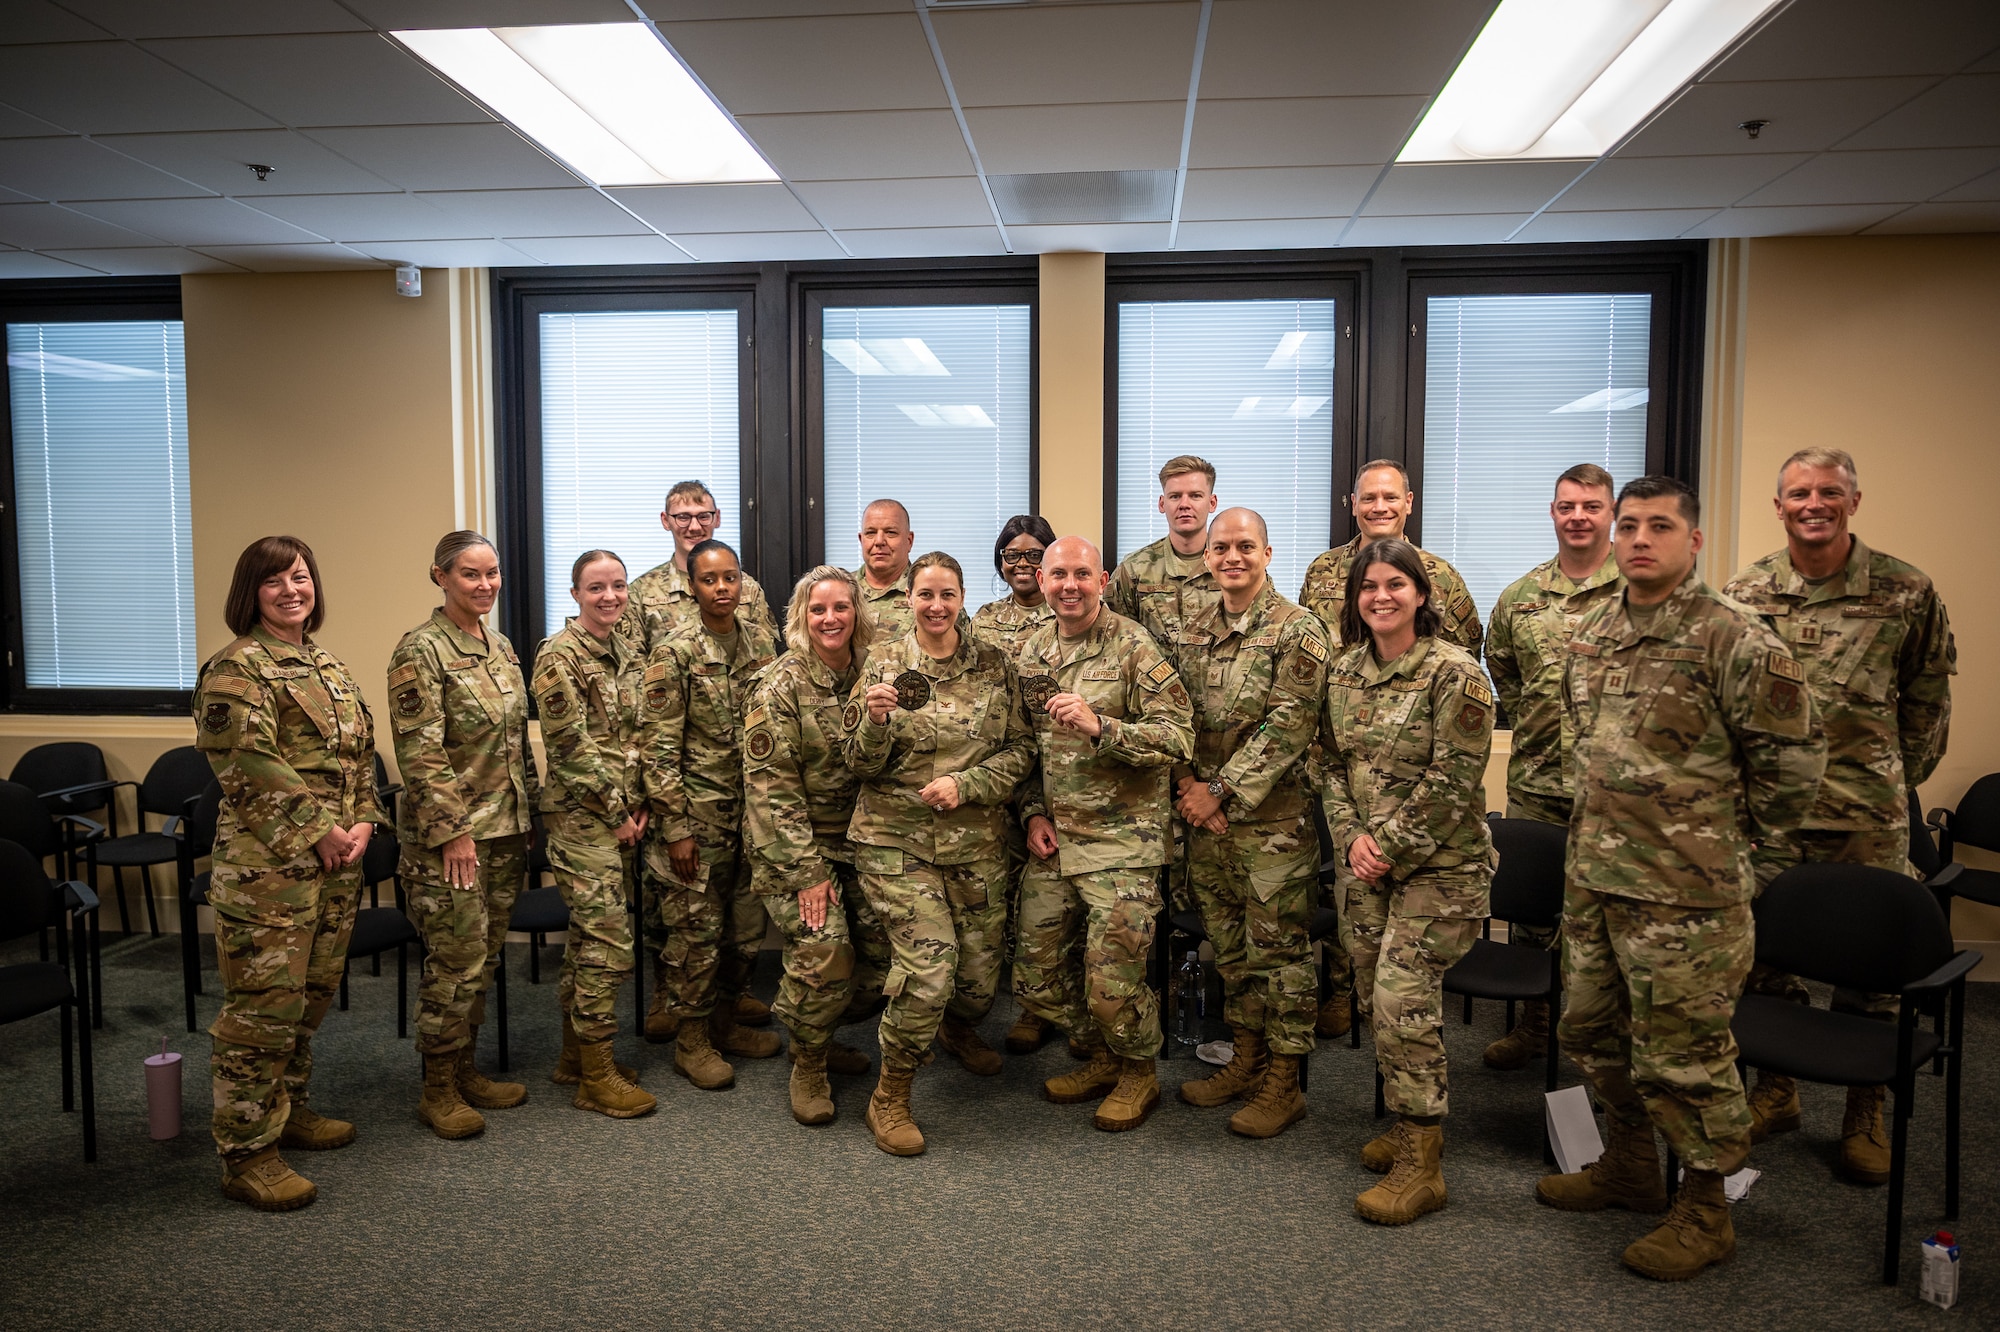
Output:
(857, 499), (918, 642)
(622, 481), (778, 657)
(1108, 455), (1220, 668)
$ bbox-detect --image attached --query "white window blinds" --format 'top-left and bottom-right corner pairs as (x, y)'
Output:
(1420, 293), (1651, 620)
(6, 319), (194, 689)
(821, 304), (1031, 607)
(1115, 299), (1337, 600)
(539, 309), (740, 638)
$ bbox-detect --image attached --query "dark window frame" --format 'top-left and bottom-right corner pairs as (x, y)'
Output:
(0, 276), (189, 715)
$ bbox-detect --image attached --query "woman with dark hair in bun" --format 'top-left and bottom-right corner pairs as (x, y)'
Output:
(970, 513), (1057, 659)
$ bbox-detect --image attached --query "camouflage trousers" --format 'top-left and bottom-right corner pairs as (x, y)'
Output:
(1559, 886), (1754, 1176)
(1188, 816), (1319, 1056)
(1347, 872), (1480, 1117)
(547, 814), (635, 1044)
(207, 853), (361, 1157)
(1504, 792), (1575, 951)
(1014, 859), (1163, 1060)
(641, 830), (753, 1022)
(1747, 826), (1910, 1018)
(855, 849), (1008, 1069)
(755, 857), (890, 1050)
(643, 831), (768, 987)
(401, 832), (528, 1056)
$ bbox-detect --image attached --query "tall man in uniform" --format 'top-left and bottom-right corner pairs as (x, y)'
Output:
(1480, 463), (1622, 1070)
(856, 499), (917, 641)
(1172, 508), (1328, 1138)
(1724, 446), (1955, 1185)
(1014, 537), (1194, 1133)
(1107, 454), (1221, 657)
(1537, 476), (1824, 1282)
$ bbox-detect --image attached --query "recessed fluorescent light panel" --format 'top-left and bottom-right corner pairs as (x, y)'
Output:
(824, 338), (951, 377)
(394, 24), (777, 186)
(1399, 0), (1785, 163)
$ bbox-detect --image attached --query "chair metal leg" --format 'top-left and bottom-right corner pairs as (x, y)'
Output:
(90, 913), (102, 1028)
(530, 932), (543, 984)
(78, 990), (96, 1164)
(495, 948), (510, 1073)
(113, 866), (132, 935)
(1373, 1068), (1385, 1119)
(339, 966), (349, 1011)
(60, 989), (75, 1112)
(142, 864), (161, 937)
(1462, 993), (1473, 1025)
(1946, 985), (1964, 1218)
(1885, 1071), (1915, 1285)
(1665, 1147), (1679, 1199)
(181, 896), (201, 1033)
(396, 943), (409, 1039)
(1299, 1050), (1309, 1092)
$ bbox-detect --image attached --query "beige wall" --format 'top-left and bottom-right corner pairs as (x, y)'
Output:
(1036, 252), (1105, 546)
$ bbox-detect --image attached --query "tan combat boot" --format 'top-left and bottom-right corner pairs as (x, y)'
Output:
(825, 1041), (871, 1076)
(1066, 1034), (1092, 1060)
(418, 1052), (487, 1139)
(457, 1027), (526, 1109)
(1093, 1056), (1161, 1132)
(1622, 1168), (1735, 1280)
(734, 990), (773, 1027)
(551, 1014), (638, 1087)
(1355, 1119), (1447, 1224)
(1228, 1052), (1306, 1138)
(712, 1005), (783, 1059)
(573, 1038), (658, 1118)
(1360, 1120), (1405, 1173)
(1747, 1072), (1801, 1143)
(220, 1148), (316, 1211)
(644, 960), (677, 1043)
(1535, 1114), (1669, 1212)
(789, 1044), (836, 1125)
(1043, 1044), (1122, 1104)
(938, 1015), (1003, 1076)
(1179, 1027), (1267, 1107)
(866, 1063), (926, 1156)
(1838, 1084), (1892, 1186)
(1004, 1008), (1052, 1054)
(279, 1106), (356, 1151)
(1315, 989), (1352, 1039)
(1482, 1000), (1550, 1071)
(674, 1017), (736, 1090)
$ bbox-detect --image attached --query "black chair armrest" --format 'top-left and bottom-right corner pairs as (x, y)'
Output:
(1928, 807), (1955, 861)
(1929, 863), (1965, 890)
(1905, 949), (1981, 997)
(56, 813), (106, 841)
(61, 881), (101, 914)
(40, 778), (126, 804)
(161, 813), (186, 839)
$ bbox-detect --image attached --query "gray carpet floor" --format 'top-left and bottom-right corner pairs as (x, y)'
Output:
(0, 929), (1990, 1330)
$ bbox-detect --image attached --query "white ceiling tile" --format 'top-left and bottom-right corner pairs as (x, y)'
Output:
(0, 2), (111, 44)
(662, 14), (946, 114)
(0, 136), (215, 200)
(146, 34), (493, 128)
(1179, 166), (1377, 221)
(1340, 213), (1532, 246)
(68, 196), (330, 245)
(1938, 167), (2000, 201)
(1008, 221), (1170, 253)
(62, 1), (370, 39)
(1706, 0), (2000, 81)
(304, 124), (578, 190)
(0, 202), (160, 248)
(1364, 162), (1583, 216)
(965, 103), (1185, 174)
(1681, 203), (1907, 238)
(94, 129), (400, 194)
(1742, 148), (2000, 207)
(837, 225), (1006, 259)
(350, 237), (540, 265)
(0, 104), (69, 138)
(42, 245), (247, 273)
(0, 250), (107, 276)
(1172, 217), (1350, 250)
(243, 192), (466, 240)
(344, 1), (635, 25)
(1201, 0), (1495, 99)
(642, 2), (909, 17)
(1861, 201), (2000, 234)
(1552, 154), (1812, 211)
(609, 182), (821, 232)
(418, 187), (652, 236)
(0, 42), (275, 134)
(933, 3), (1200, 107)
(1840, 75), (2000, 150)
(1515, 209), (1722, 242)
(792, 177), (990, 229)
(738, 110), (973, 180)
(1620, 78), (1936, 158)
(191, 242), (382, 270)
(502, 233), (696, 264)
(669, 230), (844, 260)
(1189, 96), (1426, 168)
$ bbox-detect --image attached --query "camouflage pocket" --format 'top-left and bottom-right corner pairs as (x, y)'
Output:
(853, 844), (905, 876)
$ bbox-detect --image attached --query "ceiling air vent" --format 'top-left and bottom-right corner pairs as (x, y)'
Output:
(988, 170), (1176, 226)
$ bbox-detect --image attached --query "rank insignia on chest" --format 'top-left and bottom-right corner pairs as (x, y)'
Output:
(1795, 622), (1822, 645)
(202, 701), (233, 734)
(1603, 667), (1629, 696)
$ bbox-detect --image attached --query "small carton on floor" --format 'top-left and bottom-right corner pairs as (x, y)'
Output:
(1545, 1086), (1602, 1174)
(1921, 1231), (1961, 1309)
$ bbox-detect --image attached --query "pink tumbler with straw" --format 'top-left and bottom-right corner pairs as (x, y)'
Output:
(145, 1037), (182, 1140)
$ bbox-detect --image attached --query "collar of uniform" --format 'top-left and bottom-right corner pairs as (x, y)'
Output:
(1162, 539), (1210, 581)
(798, 644), (852, 690)
(900, 626), (977, 680)
(250, 623), (315, 664)
(1608, 573), (1704, 648)
(429, 607), (491, 657)
(1766, 535), (1874, 603)
(695, 618), (744, 664)
(1358, 634), (1432, 685)
(1538, 552), (1620, 596)
(985, 595), (1047, 626)
(648, 558), (690, 599)
(863, 567), (912, 601)
(563, 619), (618, 662)
(1190, 577), (1278, 640)
(1043, 607), (1114, 668)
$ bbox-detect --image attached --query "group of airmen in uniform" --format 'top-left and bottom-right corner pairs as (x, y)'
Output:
(189, 444), (1953, 1286)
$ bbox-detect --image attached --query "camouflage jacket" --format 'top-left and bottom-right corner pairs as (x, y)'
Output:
(1485, 552), (1623, 808)
(860, 568), (915, 643)
(386, 610), (539, 850)
(969, 594), (1054, 661)
(614, 556), (777, 658)
(844, 630), (1036, 865)
(1724, 538), (1954, 831)
(1320, 637), (1493, 916)
(641, 618), (780, 845)
(1565, 575), (1827, 908)
(195, 626), (387, 868)
(531, 621), (644, 832)
(1017, 609), (1195, 875)
(742, 648), (865, 894)
(1107, 536), (1220, 668)
(1299, 535), (1483, 656)
(1175, 580), (1328, 824)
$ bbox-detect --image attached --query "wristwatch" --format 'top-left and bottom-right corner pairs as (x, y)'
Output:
(1207, 779), (1231, 806)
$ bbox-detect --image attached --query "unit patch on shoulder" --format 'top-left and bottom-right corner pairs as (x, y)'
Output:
(396, 687), (424, 718)
(842, 701), (862, 732)
(542, 690), (571, 720)
(1766, 652), (1805, 682)
(1461, 677), (1492, 706)
(202, 702), (234, 734)
(1299, 633), (1328, 663)
(1768, 678), (1802, 719)
(1450, 594), (1475, 620)
(746, 729), (775, 761)
(1145, 660), (1177, 689)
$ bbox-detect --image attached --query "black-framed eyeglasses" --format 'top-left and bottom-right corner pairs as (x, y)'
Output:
(667, 510), (720, 527)
(1000, 549), (1044, 567)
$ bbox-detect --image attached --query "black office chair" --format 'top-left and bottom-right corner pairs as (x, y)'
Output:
(0, 779), (106, 1026)
(1924, 774), (2000, 911)
(12, 742), (117, 874)
(0, 838), (99, 1162)
(492, 818), (565, 1072)
(1310, 801), (1362, 1049)
(175, 782), (223, 1032)
(87, 746), (213, 937)
(1731, 862), (1978, 1285)
(339, 826), (421, 1037)
(1443, 818), (1567, 1089)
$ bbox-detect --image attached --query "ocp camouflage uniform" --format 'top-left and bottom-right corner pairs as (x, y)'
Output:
(196, 626), (386, 1158)
(860, 568), (915, 643)
(843, 630), (1035, 1068)
(1299, 535), (1484, 655)
(1107, 537), (1220, 670)
(1015, 610), (1194, 1059)
(1561, 574), (1825, 1174)
(969, 595), (1054, 660)
(1321, 636), (1494, 1117)
(615, 556), (778, 657)
(1177, 582), (1328, 1055)
(742, 649), (891, 1050)
(640, 617), (779, 1022)
(532, 621), (645, 1043)
(387, 610), (539, 1057)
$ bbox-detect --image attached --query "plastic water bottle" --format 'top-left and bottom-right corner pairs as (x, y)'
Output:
(1173, 951), (1204, 1047)
(1921, 1230), (1960, 1309)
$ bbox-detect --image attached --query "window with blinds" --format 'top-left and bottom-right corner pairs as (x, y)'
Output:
(6, 319), (194, 690)
(1419, 293), (1651, 621)
(821, 303), (1031, 606)
(538, 308), (741, 638)
(1114, 299), (1337, 600)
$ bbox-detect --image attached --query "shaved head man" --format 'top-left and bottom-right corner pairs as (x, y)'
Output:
(857, 498), (917, 640)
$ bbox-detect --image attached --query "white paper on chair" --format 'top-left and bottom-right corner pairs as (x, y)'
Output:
(1545, 1085), (1603, 1175)
(1676, 1164), (1762, 1201)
